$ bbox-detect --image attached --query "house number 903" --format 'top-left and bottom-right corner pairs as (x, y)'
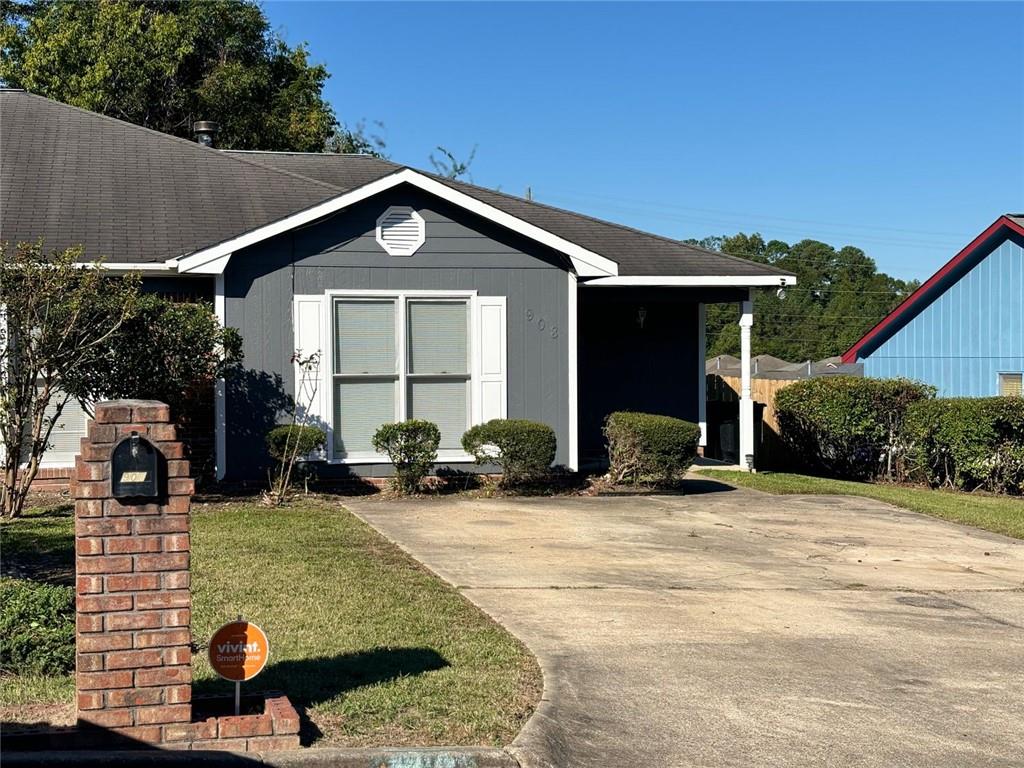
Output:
(525, 309), (558, 339)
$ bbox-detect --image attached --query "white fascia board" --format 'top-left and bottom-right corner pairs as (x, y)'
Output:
(74, 262), (177, 274)
(406, 173), (618, 277)
(582, 275), (797, 287)
(174, 169), (619, 277)
(180, 253), (230, 274)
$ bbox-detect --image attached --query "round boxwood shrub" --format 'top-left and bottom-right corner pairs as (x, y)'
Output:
(900, 397), (1024, 494)
(604, 411), (700, 486)
(774, 376), (934, 480)
(372, 420), (441, 494)
(0, 578), (75, 676)
(462, 419), (557, 487)
(266, 424), (327, 462)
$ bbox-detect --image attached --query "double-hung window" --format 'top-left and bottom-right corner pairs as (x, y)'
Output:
(331, 294), (471, 458)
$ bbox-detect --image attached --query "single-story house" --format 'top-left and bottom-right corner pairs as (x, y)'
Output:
(843, 215), (1023, 397)
(1, 90), (795, 480)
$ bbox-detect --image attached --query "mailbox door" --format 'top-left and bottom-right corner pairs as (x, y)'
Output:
(111, 435), (161, 499)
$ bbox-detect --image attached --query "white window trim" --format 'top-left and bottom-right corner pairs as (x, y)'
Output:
(323, 289), (479, 465)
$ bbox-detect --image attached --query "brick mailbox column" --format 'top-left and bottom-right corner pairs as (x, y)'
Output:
(75, 400), (194, 741)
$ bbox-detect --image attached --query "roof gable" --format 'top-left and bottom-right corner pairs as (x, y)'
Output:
(842, 215), (1024, 363)
(231, 150), (794, 282)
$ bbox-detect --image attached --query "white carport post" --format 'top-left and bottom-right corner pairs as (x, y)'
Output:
(697, 303), (707, 450)
(739, 292), (754, 469)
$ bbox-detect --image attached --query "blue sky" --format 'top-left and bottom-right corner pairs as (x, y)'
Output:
(264, 1), (1024, 282)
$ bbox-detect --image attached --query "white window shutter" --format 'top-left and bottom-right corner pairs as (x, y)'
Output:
(473, 296), (507, 424)
(293, 295), (328, 453)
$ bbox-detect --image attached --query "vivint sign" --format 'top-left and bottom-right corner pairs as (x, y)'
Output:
(209, 620), (270, 682)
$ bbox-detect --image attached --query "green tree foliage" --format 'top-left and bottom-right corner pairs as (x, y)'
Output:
(429, 145), (478, 180)
(0, 0), (374, 153)
(75, 294), (242, 420)
(689, 233), (919, 362)
(0, 242), (138, 517)
(0, 241), (240, 515)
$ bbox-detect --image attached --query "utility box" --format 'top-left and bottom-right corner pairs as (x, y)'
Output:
(111, 431), (162, 499)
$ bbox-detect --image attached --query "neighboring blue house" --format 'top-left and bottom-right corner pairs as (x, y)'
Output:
(843, 214), (1024, 397)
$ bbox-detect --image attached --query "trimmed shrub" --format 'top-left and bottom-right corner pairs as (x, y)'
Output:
(462, 419), (557, 487)
(266, 424), (327, 462)
(372, 420), (441, 494)
(900, 397), (1024, 494)
(774, 376), (934, 480)
(604, 411), (700, 486)
(0, 578), (75, 676)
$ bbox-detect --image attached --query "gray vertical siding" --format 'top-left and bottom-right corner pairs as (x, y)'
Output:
(863, 237), (1024, 396)
(223, 185), (570, 479)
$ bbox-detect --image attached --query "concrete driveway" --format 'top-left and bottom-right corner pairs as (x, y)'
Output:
(344, 479), (1024, 767)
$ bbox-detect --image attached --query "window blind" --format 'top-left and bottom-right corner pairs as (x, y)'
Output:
(408, 379), (468, 450)
(407, 301), (468, 375)
(334, 300), (396, 375)
(999, 373), (1023, 397)
(333, 379), (396, 454)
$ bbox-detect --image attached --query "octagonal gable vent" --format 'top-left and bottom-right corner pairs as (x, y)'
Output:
(376, 206), (426, 256)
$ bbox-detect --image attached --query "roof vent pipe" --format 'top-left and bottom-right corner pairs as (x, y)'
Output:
(193, 121), (219, 147)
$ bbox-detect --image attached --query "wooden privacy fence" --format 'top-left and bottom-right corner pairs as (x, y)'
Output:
(706, 375), (798, 469)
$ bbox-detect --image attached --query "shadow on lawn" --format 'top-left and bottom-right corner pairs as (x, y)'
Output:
(0, 504), (75, 585)
(194, 647), (450, 745)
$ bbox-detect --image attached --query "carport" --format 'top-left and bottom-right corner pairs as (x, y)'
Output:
(576, 282), (767, 469)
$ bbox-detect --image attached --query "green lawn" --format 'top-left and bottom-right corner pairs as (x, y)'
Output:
(698, 470), (1024, 539)
(1, 498), (541, 747)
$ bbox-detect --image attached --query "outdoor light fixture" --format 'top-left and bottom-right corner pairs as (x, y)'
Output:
(636, 306), (647, 329)
(776, 278), (788, 300)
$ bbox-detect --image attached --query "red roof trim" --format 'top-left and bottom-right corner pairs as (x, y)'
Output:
(841, 216), (1024, 364)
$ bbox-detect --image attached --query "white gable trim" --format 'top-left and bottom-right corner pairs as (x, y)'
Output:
(173, 168), (619, 277)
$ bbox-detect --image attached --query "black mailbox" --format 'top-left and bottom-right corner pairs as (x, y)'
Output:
(111, 432), (163, 499)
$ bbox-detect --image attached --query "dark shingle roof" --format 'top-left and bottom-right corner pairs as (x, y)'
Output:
(0, 91), (341, 262)
(2, 91), (792, 279)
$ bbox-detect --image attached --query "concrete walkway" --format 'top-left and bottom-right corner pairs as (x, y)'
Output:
(344, 479), (1024, 768)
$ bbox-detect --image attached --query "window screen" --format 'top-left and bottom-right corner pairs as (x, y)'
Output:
(999, 373), (1023, 397)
